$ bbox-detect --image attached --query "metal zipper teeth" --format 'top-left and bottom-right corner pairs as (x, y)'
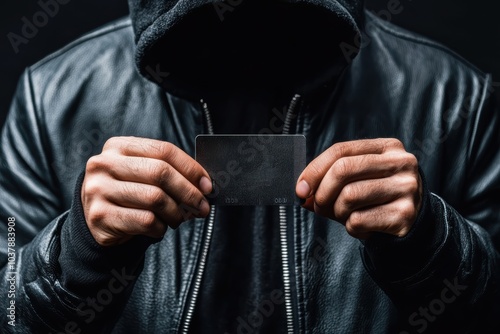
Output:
(181, 207), (216, 334)
(279, 205), (295, 333)
(280, 94), (301, 334)
(181, 100), (216, 334)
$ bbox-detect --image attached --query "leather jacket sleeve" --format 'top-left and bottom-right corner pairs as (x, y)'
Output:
(0, 70), (149, 333)
(362, 80), (500, 333)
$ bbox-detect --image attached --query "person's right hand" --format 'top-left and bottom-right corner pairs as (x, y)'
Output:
(81, 136), (213, 247)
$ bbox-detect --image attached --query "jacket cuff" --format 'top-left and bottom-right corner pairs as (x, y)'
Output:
(58, 171), (158, 295)
(362, 169), (446, 282)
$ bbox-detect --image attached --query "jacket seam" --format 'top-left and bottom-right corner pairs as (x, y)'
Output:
(30, 17), (131, 71)
(465, 74), (492, 164)
(21, 68), (59, 198)
(25, 68), (43, 162)
(23, 215), (69, 332)
(24, 289), (60, 332)
(365, 11), (487, 78)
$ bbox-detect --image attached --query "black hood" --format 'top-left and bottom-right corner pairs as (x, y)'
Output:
(128, 0), (365, 99)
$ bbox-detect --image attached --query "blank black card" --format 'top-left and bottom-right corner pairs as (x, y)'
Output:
(196, 135), (306, 206)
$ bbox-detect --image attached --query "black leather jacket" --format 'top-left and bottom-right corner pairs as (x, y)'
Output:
(1, 0), (499, 333)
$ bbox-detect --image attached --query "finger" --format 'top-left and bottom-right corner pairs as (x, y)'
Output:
(313, 152), (417, 212)
(296, 138), (404, 198)
(330, 175), (418, 222)
(86, 155), (211, 212)
(102, 137), (212, 193)
(101, 179), (209, 223)
(87, 204), (169, 246)
(344, 198), (417, 239)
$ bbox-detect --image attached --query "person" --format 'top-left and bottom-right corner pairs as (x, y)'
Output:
(1, 0), (499, 333)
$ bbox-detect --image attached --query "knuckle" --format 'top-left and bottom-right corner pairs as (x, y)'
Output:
(138, 211), (157, 229)
(345, 224), (355, 236)
(103, 137), (121, 151)
(86, 155), (106, 173)
(332, 158), (350, 182)
(146, 188), (165, 210)
(181, 161), (198, 178)
(158, 142), (176, 160)
(83, 178), (104, 197)
(384, 138), (404, 151)
(314, 193), (329, 208)
(407, 152), (418, 165)
(341, 184), (359, 205)
(398, 200), (416, 222)
(87, 203), (108, 225)
(331, 142), (348, 158)
(333, 202), (348, 222)
(395, 224), (411, 237)
(404, 175), (419, 194)
(151, 161), (172, 184)
(399, 153), (418, 170)
(350, 212), (363, 228)
(92, 232), (111, 247)
(346, 213), (364, 235)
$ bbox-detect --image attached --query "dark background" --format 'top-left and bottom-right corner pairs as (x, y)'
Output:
(1, 0), (499, 128)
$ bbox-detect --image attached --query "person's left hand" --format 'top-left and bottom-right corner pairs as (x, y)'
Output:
(295, 138), (422, 240)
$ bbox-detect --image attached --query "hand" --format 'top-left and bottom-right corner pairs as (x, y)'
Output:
(295, 138), (422, 239)
(81, 137), (213, 247)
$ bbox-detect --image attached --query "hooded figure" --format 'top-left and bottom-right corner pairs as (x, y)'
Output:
(0, 0), (499, 333)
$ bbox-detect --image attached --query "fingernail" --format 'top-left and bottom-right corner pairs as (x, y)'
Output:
(296, 180), (311, 198)
(199, 176), (213, 195)
(199, 199), (210, 215)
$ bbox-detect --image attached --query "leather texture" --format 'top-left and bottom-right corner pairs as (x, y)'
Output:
(0, 5), (499, 334)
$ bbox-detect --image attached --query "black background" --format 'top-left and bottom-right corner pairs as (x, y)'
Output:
(1, 0), (499, 128)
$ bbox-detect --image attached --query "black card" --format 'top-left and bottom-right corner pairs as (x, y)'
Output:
(196, 135), (306, 206)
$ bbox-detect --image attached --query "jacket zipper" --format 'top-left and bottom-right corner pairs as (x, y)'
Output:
(181, 207), (216, 334)
(280, 94), (302, 333)
(181, 101), (215, 334)
(279, 206), (295, 333)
